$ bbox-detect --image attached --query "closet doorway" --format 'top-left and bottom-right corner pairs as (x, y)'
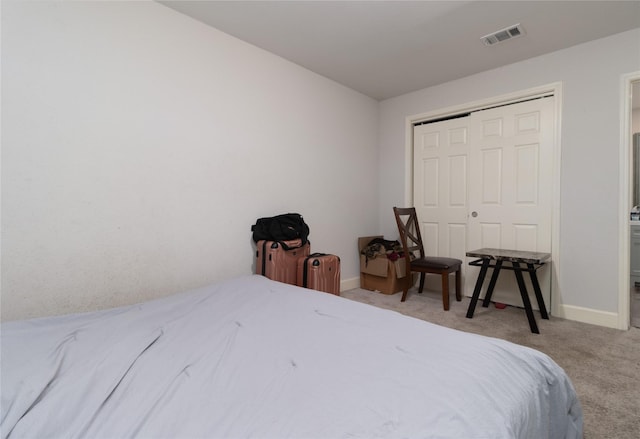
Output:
(622, 73), (640, 329)
(412, 92), (556, 311)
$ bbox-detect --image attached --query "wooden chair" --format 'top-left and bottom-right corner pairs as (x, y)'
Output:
(393, 207), (462, 310)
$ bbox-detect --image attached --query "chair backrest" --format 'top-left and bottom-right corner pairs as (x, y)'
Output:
(393, 207), (425, 262)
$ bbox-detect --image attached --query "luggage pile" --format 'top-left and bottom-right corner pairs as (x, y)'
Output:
(251, 213), (340, 296)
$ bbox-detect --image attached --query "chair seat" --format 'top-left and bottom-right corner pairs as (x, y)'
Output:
(411, 256), (462, 270)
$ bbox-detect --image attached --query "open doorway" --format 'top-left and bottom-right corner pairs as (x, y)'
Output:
(621, 72), (640, 330)
(630, 79), (640, 328)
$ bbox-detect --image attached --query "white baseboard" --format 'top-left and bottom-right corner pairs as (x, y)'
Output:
(554, 304), (622, 329)
(340, 276), (360, 292)
(341, 276), (627, 330)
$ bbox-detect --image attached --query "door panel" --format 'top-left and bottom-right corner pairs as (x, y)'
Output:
(481, 148), (502, 203)
(421, 158), (439, 206)
(422, 222), (439, 257)
(515, 144), (539, 203)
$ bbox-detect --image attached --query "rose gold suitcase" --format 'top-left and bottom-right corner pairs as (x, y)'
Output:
(296, 253), (341, 295)
(256, 239), (310, 285)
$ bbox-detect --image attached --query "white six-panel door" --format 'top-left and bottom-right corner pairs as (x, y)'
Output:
(413, 117), (471, 292)
(413, 96), (554, 311)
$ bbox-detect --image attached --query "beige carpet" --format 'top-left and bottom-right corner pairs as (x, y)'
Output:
(340, 287), (640, 439)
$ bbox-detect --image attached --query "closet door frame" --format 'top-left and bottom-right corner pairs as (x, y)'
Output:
(618, 71), (640, 330)
(403, 82), (563, 316)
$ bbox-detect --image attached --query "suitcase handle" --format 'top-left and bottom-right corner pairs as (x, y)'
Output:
(277, 240), (310, 251)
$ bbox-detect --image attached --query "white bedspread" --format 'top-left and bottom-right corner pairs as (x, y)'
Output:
(1, 275), (582, 438)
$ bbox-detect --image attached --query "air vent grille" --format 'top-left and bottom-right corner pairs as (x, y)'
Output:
(481, 24), (525, 46)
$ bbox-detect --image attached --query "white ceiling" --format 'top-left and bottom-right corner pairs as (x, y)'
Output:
(160, 1), (640, 101)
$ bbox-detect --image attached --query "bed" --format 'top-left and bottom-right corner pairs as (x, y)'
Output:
(1, 275), (582, 438)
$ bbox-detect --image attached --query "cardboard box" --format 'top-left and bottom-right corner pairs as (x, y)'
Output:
(358, 236), (413, 295)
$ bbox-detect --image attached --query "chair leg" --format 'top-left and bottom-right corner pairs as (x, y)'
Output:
(441, 272), (450, 311)
(455, 269), (462, 301)
(418, 273), (425, 294)
(401, 287), (409, 302)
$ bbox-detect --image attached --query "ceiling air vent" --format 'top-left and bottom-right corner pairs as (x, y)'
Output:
(481, 24), (525, 46)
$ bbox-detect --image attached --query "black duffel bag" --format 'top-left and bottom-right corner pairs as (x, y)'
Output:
(251, 213), (310, 246)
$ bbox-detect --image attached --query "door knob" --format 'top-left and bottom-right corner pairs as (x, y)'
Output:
(471, 211), (478, 218)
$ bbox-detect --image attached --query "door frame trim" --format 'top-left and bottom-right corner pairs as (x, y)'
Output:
(404, 82), (563, 315)
(618, 71), (640, 330)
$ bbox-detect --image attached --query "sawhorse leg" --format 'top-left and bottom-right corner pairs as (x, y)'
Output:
(466, 258), (490, 318)
(512, 261), (539, 334)
(482, 259), (503, 308)
(528, 263), (549, 320)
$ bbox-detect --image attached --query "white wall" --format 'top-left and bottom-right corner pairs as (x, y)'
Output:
(378, 29), (640, 324)
(1, 1), (379, 321)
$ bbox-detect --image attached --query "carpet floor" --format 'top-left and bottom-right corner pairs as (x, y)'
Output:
(340, 287), (640, 439)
